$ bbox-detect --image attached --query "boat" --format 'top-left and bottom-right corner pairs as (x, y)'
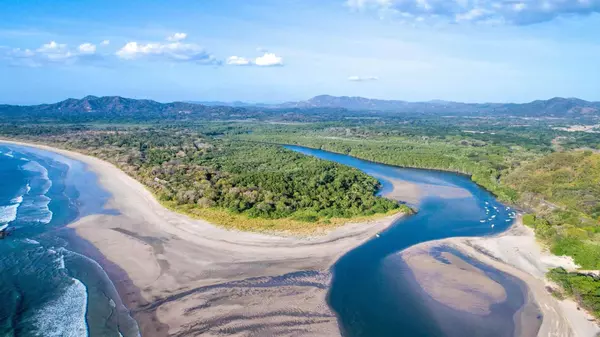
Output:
(491, 224), (495, 228)
(480, 220), (486, 223)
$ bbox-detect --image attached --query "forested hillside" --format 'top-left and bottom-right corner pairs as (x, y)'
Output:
(506, 151), (600, 269)
(0, 126), (400, 232)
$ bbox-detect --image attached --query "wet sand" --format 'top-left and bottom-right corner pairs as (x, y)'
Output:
(388, 245), (537, 337)
(3, 139), (598, 337)
(406, 220), (600, 337)
(0, 140), (405, 336)
(402, 247), (507, 316)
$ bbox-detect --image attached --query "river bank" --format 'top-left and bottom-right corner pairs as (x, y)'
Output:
(0, 139), (406, 336)
(2, 139), (597, 337)
(400, 218), (600, 337)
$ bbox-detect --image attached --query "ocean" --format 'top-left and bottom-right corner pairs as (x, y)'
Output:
(0, 144), (139, 337)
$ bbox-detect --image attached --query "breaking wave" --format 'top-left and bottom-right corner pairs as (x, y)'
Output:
(0, 204), (19, 224)
(31, 277), (89, 337)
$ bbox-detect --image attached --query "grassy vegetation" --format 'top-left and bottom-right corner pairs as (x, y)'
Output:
(505, 151), (600, 269)
(548, 268), (600, 320)
(163, 201), (403, 235)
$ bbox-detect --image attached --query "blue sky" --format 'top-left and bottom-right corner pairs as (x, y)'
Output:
(1, 0), (599, 104)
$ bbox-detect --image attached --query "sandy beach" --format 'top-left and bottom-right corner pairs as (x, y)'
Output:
(1, 140), (404, 336)
(3, 139), (599, 337)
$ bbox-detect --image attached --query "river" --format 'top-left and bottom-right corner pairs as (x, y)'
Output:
(1, 141), (531, 337)
(286, 145), (532, 337)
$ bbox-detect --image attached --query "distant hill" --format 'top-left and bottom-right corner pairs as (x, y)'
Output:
(271, 95), (600, 117)
(1, 95), (599, 122)
(0, 95), (250, 122)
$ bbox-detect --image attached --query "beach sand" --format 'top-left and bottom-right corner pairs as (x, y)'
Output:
(402, 219), (600, 337)
(3, 139), (598, 337)
(402, 247), (507, 316)
(0, 140), (404, 337)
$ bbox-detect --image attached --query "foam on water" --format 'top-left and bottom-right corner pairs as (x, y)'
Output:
(31, 277), (89, 337)
(10, 195), (24, 204)
(53, 248), (66, 270)
(0, 204), (19, 224)
(22, 161), (52, 194)
(18, 195), (53, 224)
(23, 238), (40, 245)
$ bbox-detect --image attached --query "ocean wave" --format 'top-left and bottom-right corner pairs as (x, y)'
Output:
(22, 161), (52, 194)
(31, 277), (89, 337)
(52, 248), (66, 270)
(23, 238), (40, 245)
(4, 151), (14, 158)
(0, 204), (19, 224)
(22, 161), (48, 178)
(18, 195), (53, 224)
(10, 195), (24, 204)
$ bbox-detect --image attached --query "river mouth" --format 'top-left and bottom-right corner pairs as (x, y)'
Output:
(285, 145), (535, 337)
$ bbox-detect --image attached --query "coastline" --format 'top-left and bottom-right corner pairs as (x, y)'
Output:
(0, 139), (405, 336)
(3, 138), (598, 337)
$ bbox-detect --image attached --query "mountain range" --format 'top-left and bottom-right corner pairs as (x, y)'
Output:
(1, 95), (599, 122)
(200, 95), (600, 117)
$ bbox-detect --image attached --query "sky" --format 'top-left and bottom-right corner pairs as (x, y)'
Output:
(1, 0), (599, 104)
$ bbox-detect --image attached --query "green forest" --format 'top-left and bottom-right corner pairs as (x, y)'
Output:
(2, 113), (600, 316)
(0, 125), (400, 232)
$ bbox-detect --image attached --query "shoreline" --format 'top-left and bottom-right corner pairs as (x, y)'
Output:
(3, 139), (597, 336)
(0, 139), (406, 336)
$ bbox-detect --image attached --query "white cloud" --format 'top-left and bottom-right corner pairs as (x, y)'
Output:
(254, 53), (283, 66)
(167, 32), (187, 42)
(225, 52), (284, 67)
(4, 40), (100, 67)
(37, 41), (67, 53)
(348, 75), (379, 82)
(226, 56), (251, 66)
(346, 0), (600, 25)
(100, 40), (110, 46)
(116, 36), (218, 64)
(78, 43), (96, 54)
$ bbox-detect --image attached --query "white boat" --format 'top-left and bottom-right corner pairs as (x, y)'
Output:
(480, 220), (486, 223)
(491, 224), (495, 228)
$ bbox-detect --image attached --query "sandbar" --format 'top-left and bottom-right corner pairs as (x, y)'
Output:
(0, 139), (406, 337)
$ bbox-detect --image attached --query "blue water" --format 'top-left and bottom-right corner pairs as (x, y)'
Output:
(0, 142), (528, 337)
(286, 146), (527, 337)
(0, 144), (139, 337)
